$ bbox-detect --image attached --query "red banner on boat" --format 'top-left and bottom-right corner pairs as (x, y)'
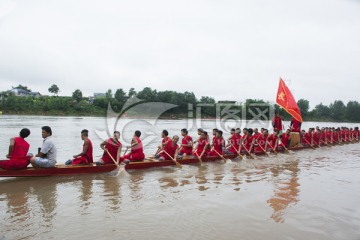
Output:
(276, 78), (303, 122)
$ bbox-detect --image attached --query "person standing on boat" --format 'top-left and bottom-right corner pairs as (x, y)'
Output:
(179, 128), (193, 157)
(272, 112), (283, 134)
(97, 131), (122, 165)
(121, 130), (145, 163)
(66, 129), (93, 165)
(290, 117), (301, 133)
(157, 135), (180, 161)
(30, 126), (57, 168)
(0, 128), (32, 170)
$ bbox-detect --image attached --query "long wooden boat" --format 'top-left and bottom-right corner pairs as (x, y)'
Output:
(0, 143), (355, 177)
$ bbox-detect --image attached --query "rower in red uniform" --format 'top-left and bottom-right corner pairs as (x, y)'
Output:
(193, 128), (205, 144)
(211, 128), (218, 147)
(242, 128), (254, 154)
(227, 128), (241, 154)
(253, 128), (261, 140)
(98, 131), (122, 165)
(226, 128), (236, 149)
(319, 128), (326, 146)
(267, 130), (279, 152)
(156, 130), (171, 156)
(209, 130), (225, 156)
(122, 130), (145, 163)
(253, 129), (268, 154)
(281, 129), (291, 148)
(303, 128), (313, 146)
(158, 135), (180, 161)
(312, 129), (320, 146)
(0, 128), (32, 170)
(333, 128), (340, 143)
(272, 112), (283, 134)
(193, 131), (210, 158)
(354, 127), (359, 141)
(179, 128), (193, 157)
(66, 129), (93, 165)
(290, 117), (301, 133)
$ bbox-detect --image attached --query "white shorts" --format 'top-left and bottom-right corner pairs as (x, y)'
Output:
(35, 157), (56, 168)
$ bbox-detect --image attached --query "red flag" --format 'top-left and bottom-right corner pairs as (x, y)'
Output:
(276, 78), (303, 122)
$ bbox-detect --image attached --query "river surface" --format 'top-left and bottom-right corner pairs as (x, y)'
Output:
(0, 115), (359, 240)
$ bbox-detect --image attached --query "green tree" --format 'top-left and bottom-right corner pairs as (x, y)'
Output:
(128, 88), (137, 98)
(329, 100), (346, 121)
(137, 87), (157, 101)
(346, 101), (360, 122)
(199, 96), (216, 104)
(72, 89), (83, 103)
(313, 103), (331, 120)
(297, 99), (310, 117)
(106, 89), (113, 100)
(48, 84), (60, 96)
(114, 88), (126, 102)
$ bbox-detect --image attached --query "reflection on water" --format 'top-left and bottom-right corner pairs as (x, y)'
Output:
(267, 159), (300, 223)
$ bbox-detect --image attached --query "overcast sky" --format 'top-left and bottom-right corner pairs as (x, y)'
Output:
(0, 0), (359, 108)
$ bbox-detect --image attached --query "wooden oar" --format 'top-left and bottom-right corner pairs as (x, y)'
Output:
(279, 142), (290, 153)
(212, 148), (227, 162)
(303, 138), (315, 149)
(241, 143), (255, 159)
(105, 149), (124, 173)
(194, 152), (204, 165)
(163, 150), (182, 168)
(229, 143), (243, 160)
(267, 142), (278, 155)
(255, 140), (270, 156)
(320, 140), (332, 147)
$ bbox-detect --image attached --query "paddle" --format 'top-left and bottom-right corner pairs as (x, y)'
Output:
(241, 143), (255, 159)
(266, 142), (278, 155)
(162, 150), (182, 168)
(279, 142), (290, 153)
(212, 148), (227, 162)
(255, 140), (270, 156)
(105, 148), (124, 174)
(194, 152), (204, 165)
(320, 140), (332, 147)
(229, 143), (243, 160)
(303, 138), (315, 149)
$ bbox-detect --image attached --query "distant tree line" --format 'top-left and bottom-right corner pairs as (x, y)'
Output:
(0, 84), (359, 122)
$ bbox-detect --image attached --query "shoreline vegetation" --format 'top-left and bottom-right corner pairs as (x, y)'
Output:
(1, 85), (360, 123)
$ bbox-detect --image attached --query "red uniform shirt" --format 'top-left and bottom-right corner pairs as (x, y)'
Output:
(160, 140), (179, 160)
(0, 137), (30, 170)
(281, 133), (290, 147)
(272, 116), (283, 131)
(254, 134), (267, 153)
(180, 135), (193, 155)
(196, 138), (209, 156)
(72, 139), (93, 164)
(229, 134), (241, 153)
(101, 138), (121, 164)
(267, 134), (278, 148)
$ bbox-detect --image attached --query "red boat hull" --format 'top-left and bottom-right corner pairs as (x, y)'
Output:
(0, 164), (117, 177)
(0, 143), (355, 177)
